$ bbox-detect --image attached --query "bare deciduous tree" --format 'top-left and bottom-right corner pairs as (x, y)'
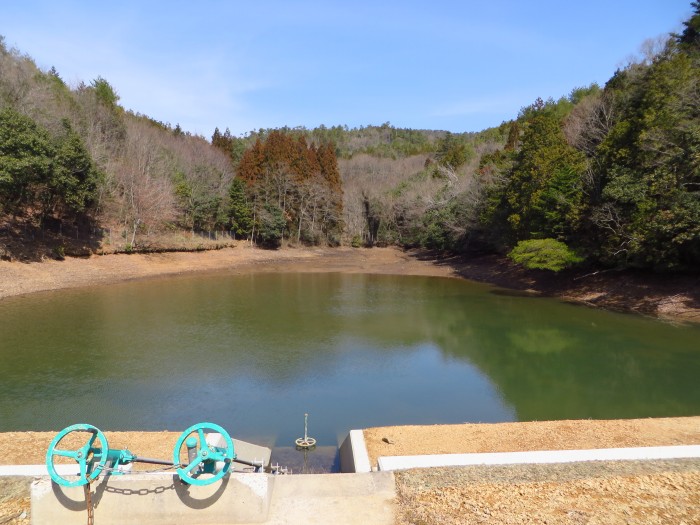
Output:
(108, 119), (177, 246)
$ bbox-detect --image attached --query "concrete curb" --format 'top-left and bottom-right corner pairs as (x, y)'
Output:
(0, 464), (77, 477)
(339, 429), (372, 473)
(377, 444), (700, 471)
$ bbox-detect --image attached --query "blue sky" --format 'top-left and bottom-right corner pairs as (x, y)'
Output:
(2, 1), (693, 138)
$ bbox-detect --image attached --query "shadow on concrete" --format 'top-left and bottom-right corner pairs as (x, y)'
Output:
(173, 473), (229, 509)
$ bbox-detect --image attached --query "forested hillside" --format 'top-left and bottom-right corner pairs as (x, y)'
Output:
(0, 36), (236, 259)
(334, 5), (698, 272)
(1, 3), (698, 271)
(477, 11), (700, 272)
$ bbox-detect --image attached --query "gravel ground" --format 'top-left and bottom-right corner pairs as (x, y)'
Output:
(371, 418), (700, 524)
(395, 459), (700, 525)
(0, 479), (29, 525)
(365, 418), (700, 467)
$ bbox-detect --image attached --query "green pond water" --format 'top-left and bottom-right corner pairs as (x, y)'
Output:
(0, 272), (698, 448)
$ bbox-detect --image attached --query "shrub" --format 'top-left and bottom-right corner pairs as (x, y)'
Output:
(508, 238), (582, 272)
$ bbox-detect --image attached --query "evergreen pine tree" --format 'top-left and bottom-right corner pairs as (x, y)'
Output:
(228, 178), (253, 239)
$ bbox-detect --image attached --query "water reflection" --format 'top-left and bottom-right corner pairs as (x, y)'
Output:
(421, 287), (700, 421)
(0, 273), (698, 445)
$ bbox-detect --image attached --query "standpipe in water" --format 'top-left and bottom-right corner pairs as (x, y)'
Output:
(295, 413), (317, 449)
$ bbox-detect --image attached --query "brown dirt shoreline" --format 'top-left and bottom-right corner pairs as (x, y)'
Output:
(1, 245), (698, 323)
(0, 246), (457, 302)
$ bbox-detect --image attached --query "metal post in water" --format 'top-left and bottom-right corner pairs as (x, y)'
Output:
(295, 412), (316, 449)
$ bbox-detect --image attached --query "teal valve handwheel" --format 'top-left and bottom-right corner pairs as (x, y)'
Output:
(173, 422), (234, 486)
(46, 424), (109, 487)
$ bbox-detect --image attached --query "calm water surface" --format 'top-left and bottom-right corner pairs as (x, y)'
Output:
(1, 272), (698, 447)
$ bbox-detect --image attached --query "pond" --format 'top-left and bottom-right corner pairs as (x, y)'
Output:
(1, 272), (699, 449)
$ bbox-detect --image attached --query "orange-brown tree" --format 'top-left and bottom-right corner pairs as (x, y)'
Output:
(236, 130), (343, 246)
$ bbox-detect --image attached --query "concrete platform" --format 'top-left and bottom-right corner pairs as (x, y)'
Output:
(263, 472), (395, 525)
(31, 472), (274, 525)
(30, 471), (396, 525)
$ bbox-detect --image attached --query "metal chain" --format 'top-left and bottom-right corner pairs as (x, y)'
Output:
(80, 463), (180, 525)
(99, 463), (180, 475)
(84, 479), (94, 525)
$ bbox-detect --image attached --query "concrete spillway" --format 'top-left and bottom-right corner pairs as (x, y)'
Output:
(6, 430), (700, 524)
